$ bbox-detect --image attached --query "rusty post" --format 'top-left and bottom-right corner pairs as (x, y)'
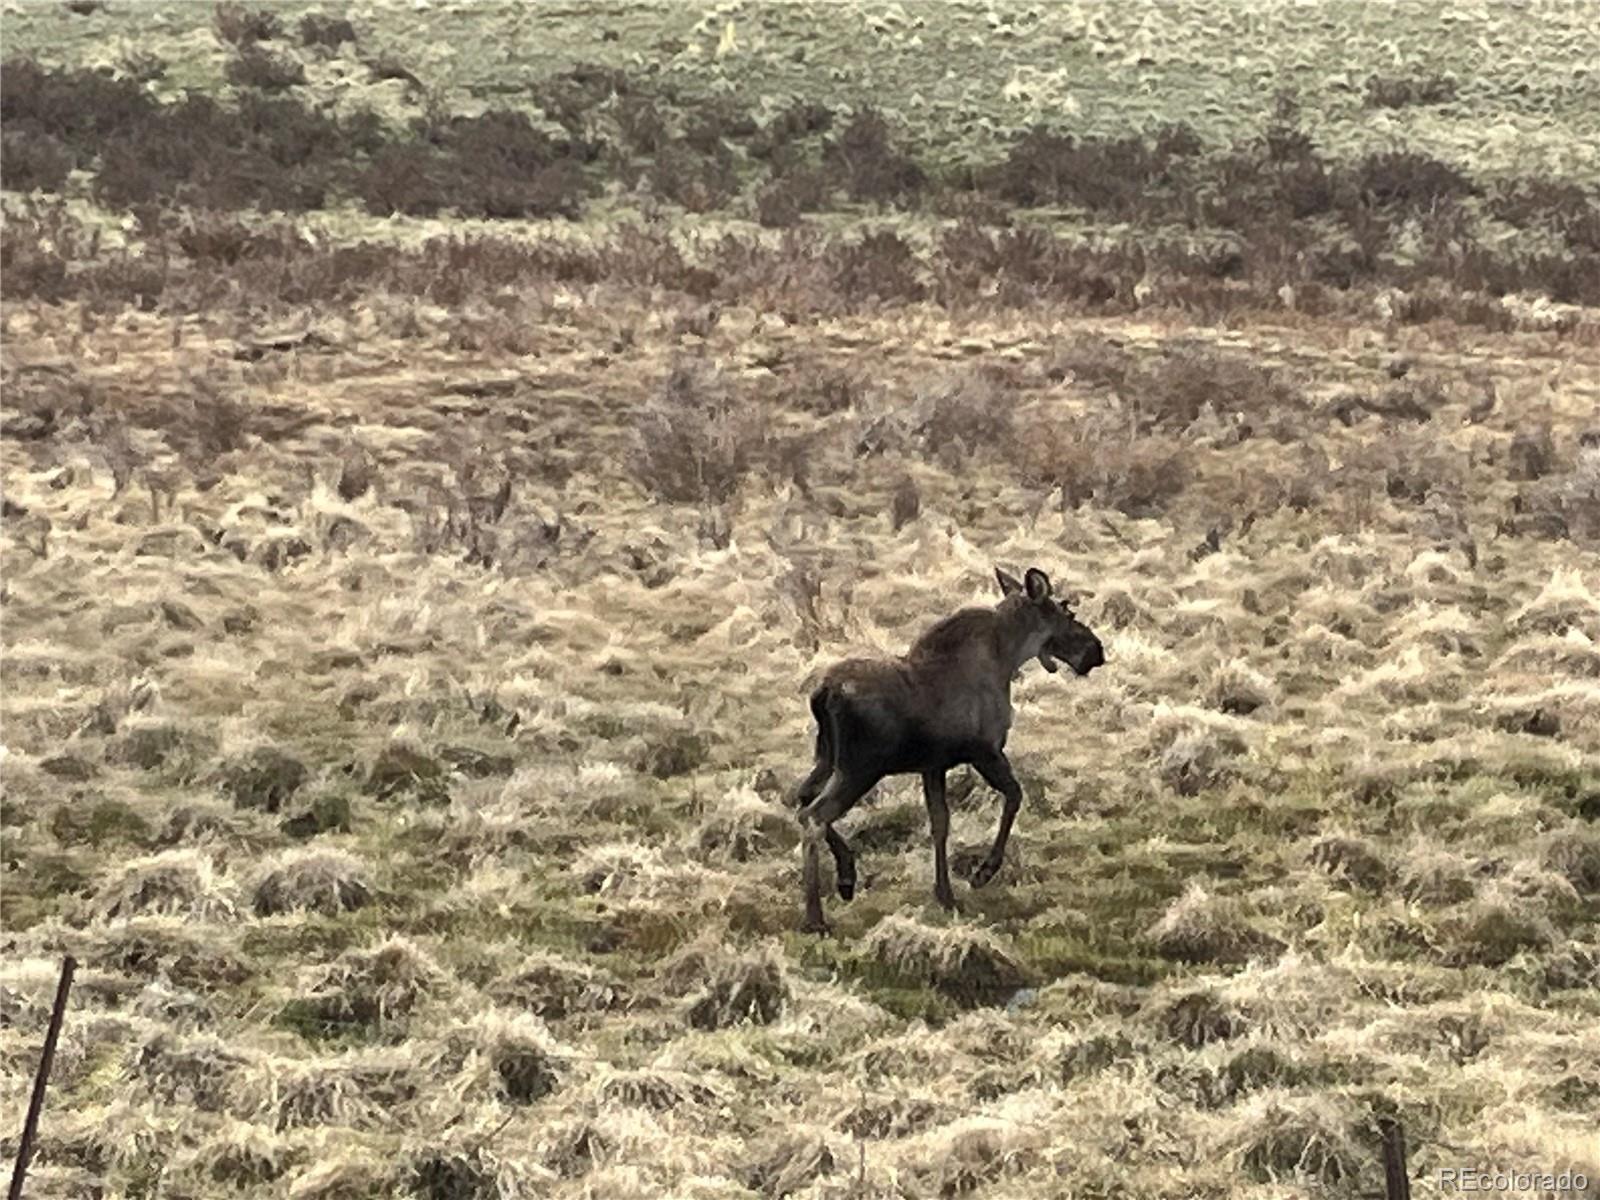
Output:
(7, 955), (76, 1200)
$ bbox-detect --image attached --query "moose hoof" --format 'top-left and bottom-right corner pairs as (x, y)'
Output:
(837, 877), (856, 902)
(969, 860), (1001, 889)
(934, 887), (958, 912)
(801, 916), (831, 936)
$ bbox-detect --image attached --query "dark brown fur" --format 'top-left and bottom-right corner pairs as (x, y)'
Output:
(795, 567), (1105, 933)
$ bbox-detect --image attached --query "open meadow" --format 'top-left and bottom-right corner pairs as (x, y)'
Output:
(2, 1), (1600, 1196)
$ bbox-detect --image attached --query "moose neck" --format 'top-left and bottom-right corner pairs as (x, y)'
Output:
(996, 608), (1049, 682)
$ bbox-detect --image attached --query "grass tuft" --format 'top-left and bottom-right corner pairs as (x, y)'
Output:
(861, 915), (1030, 1006)
(1144, 885), (1281, 965)
(251, 848), (372, 917)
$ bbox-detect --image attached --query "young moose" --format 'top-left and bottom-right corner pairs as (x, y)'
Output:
(794, 566), (1106, 933)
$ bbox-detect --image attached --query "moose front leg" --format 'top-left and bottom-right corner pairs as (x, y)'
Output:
(969, 751), (1023, 889)
(922, 769), (956, 910)
(800, 819), (830, 934)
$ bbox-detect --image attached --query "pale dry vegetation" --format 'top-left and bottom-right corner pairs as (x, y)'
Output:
(4, 2), (1600, 1198)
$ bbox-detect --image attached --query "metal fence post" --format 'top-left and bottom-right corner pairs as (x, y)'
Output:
(1379, 1114), (1411, 1200)
(7, 955), (77, 1200)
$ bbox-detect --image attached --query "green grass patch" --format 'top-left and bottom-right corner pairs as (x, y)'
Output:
(0, 851), (93, 930)
(49, 796), (153, 848)
(1013, 925), (1176, 989)
(272, 997), (392, 1048)
(793, 936), (962, 1024)
(239, 914), (370, 963)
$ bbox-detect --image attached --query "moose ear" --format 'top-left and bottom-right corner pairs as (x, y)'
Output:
(1024, 568), (1052, 601)
(995, 567), (1024, 596)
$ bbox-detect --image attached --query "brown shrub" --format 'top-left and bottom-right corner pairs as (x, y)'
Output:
(614, 94), (667, 153)
(160, 210), (302, 264)
(935, 222), (1136, 309)
(629, 362), (763, 506)
(1041, 335), (1134, 390)
(891, 476), (921, 529)
(225, 46), (306, 91)
(1485, 180), (1600, 258)
(1357, 150), (1475, 210)
(1094, 435), (1195, 518)
(909, 371), (1018, 464)
(1018, 415), (1193, 519)
(782, 361), (861, 415)
(92, 90), (345, 212)
(1556, 447), (1600, 543)
(1, 128), (76, 192)
(683, 96), (757, 154)
(756, 162), (834, 228)
(354, 111), (595, 220)
(1507, 423), (1557, 481)
(0, 224), (68, 300)
(1369, 431), (1464, 507)
(404, 452), (520, 568)
(1364, 73), (1457, 109)
(0, 202), (97, 302)
(1154, 122), (1205, 157)
(442, 107), (590, 173)
(526, 62), (633, 135)
(822, 108), (924, 206)
(641, 143), (738, 213)
(116, 48), (169, 85)
(937, 221), (1055, 294)
(983, 126), (1177, 215)
(755, 181), (803, 228)
(1488, 178), (1593, 230)
(830, 230), (924, 303)
(298, 13), (358, 48)
(1205, 151), (1321, 229)
(749, 99), (832, 158)
(353, 144), (450, 217)
(213, 1), (281, 46)
(1, 57), (155, 145)
(1262, 90), (1315, 164)
(5, 58), (587, 218)
(1131, 342), (1303, 437)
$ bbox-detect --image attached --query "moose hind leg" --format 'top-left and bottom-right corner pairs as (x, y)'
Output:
(826, 827), (857, 901)
(793, 761), (832, 808)
(970, 751), (1023, 889)
(798, 771), (878, 933)
(794, 689), (837, 809)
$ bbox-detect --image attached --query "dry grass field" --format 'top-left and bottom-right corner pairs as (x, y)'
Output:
(3, 2), (1600, 1198)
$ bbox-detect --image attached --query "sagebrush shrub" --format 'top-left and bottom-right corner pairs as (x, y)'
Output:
(823, 108), (924, 206)
(1364, 73), (1457, 109)
(984, 126), (1177, 216)
(1, 129), (76, 192)
(643, 143), (739, 213)
(1017, 414), (1193, 518)
(298, 13), (357, 47)
(830, 230), (924, 303)
(225, 46), (306, 91)
(1131, 343), (1303, 435)
(212, 1), (281, 46)
(630, 363), (762, 506)
(1358, 150), (1474, 210)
